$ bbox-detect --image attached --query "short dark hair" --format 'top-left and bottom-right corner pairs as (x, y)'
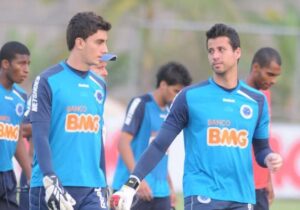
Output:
(206, 23), (240, 50)
(156, 62), (192, 88)
(66, 11), (111, 50)
(0, 41), (30, 63)
(251, 47), (282, 69)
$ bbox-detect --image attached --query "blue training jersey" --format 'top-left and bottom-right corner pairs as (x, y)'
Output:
(132, 78), (270, 204)
(0, 84), (27, 171)
(112, 93), (170, 197)
(30, 61), (106, 187)
(164, 78), (269, 204)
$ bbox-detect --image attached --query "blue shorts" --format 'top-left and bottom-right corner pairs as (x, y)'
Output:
(19, 170), (30, 210)
(30, 186), (108, 210)
(131, 195), (170, 210)
(184, 195), (253, 210)
(0, 170), (19, 210)
(254, 189), (269, 210)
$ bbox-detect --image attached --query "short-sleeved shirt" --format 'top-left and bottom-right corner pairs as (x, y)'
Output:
(163, 78), (269, 204)
(112, 93), (170, 197)
(0, 84), (27, 171)
(30, 61), (106, 187)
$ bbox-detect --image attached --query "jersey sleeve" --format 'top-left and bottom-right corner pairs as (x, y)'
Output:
(122, 97), (145, 136)
(253, 94), (270, 140)
(30, 76), (52, 122)
(30, 75), (54, 176)
(162, 89), (189, 131)
(132, 90), (189, 180)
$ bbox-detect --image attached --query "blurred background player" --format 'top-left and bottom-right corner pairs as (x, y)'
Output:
(246, 47), (282, 210)
(110, 23), (283, 210)
(112, 61), (192, 210)
(0, 41), (32, 210)
(18, 95), (34, 210)
(30, 12), (112, 210)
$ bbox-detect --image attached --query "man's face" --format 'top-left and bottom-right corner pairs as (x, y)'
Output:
(90, 61), (108, 79)
(253, 60), (282, 90)
(162, 82), (184, 105)
(81, 30), (108, 66)
(6, 54), (30, 84)
(207, 36), (241, 75)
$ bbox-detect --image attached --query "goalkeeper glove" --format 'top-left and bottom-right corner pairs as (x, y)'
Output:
(43, 175), (76, 210)
(110, 176), (140, 210)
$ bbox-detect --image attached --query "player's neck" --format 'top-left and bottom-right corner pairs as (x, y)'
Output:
(66, 52), (90, 72)
(0, 73), (13, 90)
(152, 89), (167, 108)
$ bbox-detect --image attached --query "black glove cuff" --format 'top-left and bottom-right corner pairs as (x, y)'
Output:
(125, 176), (140, 190)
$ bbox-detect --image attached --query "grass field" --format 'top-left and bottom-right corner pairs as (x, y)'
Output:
(175, 195), (300, 210)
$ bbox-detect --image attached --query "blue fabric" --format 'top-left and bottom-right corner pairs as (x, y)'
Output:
(132, 78), (271, 204)
(184, 195), (253, 210)
(30, 61), (106, 188)
(30, 186), (109, 210)
(0, 84), (26, 171)
(131, 195), (170, 210)
(112, 93), (170, 197)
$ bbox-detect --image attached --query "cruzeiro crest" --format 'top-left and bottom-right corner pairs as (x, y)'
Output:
(94, 89), (104, 104)
(16, 103), (24, 117)
(240, 104), (253, 119)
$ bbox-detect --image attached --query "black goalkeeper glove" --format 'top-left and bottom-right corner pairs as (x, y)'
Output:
(43, 175), (76, 210)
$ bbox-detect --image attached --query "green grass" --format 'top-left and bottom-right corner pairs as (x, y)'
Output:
(175, 194), (300, 210)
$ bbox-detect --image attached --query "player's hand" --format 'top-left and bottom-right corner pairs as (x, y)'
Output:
(265, 153), (283, 173)
(43, 175), (76, 210)
(110, 176), (140, 210)
(136, 180), (152, 201)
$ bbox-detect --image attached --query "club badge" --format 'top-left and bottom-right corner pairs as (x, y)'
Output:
(240, 104), (253, 119)
(94, 90), (104, 104)
(16, 103), (24, 117)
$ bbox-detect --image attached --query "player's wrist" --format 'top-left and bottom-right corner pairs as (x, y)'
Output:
(125, 175), (140, 190)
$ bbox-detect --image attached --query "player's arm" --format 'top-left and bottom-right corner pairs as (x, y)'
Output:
(119, 97), (153, 201)
(253, 95), (282, 172)
(15, 125), (31, 182)
(266, 173), (274, 204)
(167, 172), (176, 208)
(22, 123), (32, 139)
(31, 75), (76, 210)
(118, 132), (136, 172)
(110, 89), (189, 210)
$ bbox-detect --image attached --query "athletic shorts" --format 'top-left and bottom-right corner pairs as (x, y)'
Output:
(184, 195), (253, 210)
(131, 195), (171, 210)
(30, 186), (108, 210)
(0, 170), (19, 210)
(19, 171), (30, 210)
(254, 189), (269, 210)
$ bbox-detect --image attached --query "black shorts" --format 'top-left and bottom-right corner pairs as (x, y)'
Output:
(0, 170), (18, 210)
(254, 189), (269, 210)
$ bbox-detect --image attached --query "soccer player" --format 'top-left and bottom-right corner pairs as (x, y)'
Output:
(112, 62), (192, 210)
(110, 23), (283, 210)
(19, 95), (34, 210)
(30, 12), (112, 210)
(246, 47), (282, 210)
(0, 41), (32, 210)
(90, 53), (117, 79)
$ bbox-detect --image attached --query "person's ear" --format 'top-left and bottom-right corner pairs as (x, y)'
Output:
(75, 37), (85, 50)
(159, 80), (167, 89)
(252, 63), (260, 73)
(1, 59), (10, 70)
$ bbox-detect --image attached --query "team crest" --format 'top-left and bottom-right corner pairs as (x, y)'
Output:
(94, 90), (104, 104)
(16, 103), (24, 117)
(197, 195), (211, 204)
(240, 104), (253, 119)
